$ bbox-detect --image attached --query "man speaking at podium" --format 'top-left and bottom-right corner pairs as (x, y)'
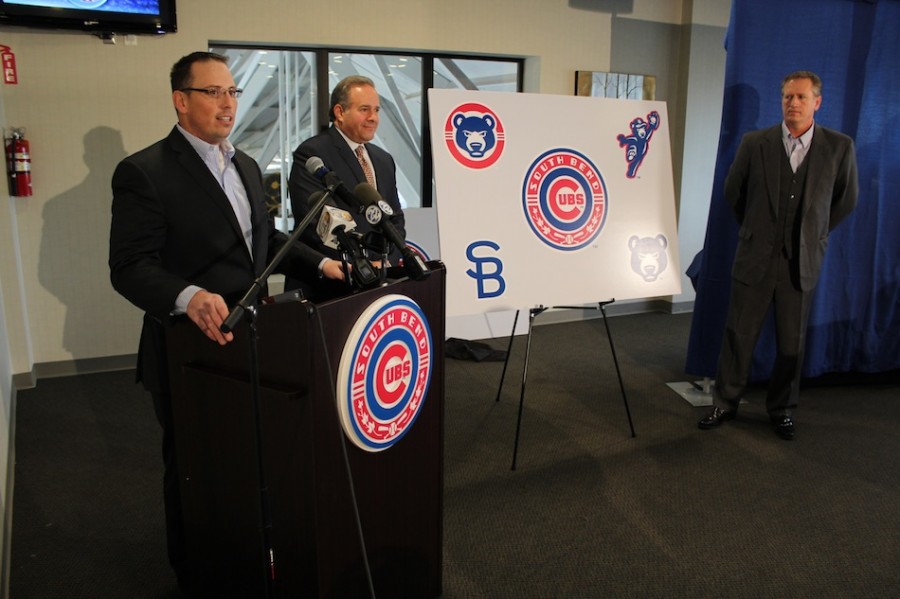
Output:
(108, 51), (344, 589)
(287, 75), (407, 301)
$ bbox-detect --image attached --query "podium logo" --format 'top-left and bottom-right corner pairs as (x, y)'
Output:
(336, 294), (433, 452)
(522, 148), (608, 251)
(444, 102), (505, 169)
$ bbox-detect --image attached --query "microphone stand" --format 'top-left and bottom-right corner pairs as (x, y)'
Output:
(220, 186), (336, 597)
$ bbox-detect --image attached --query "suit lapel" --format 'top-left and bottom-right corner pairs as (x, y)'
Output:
(167, 129), (247, 252)
(801, 125), (830, 220)
(330, 127), (368, 187)
(231, 152), (268, 274)
(762, 126), (783, 216)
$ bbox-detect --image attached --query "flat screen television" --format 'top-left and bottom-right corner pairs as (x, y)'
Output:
(0, 0), (176, 35)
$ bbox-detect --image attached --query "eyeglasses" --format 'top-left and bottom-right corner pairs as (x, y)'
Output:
(179, 87), (243, 99)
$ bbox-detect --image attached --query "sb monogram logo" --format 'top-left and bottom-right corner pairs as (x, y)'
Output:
(465, 241), (506, 299)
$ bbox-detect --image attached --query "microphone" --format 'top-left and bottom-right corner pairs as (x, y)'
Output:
(353, 182), (430, 281)
(333, 225), (379, 288)
(305, 156), (362, 210)
(315, 204), (357, 250)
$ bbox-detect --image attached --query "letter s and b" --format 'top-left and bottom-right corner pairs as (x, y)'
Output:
(465, 240), (506, 299)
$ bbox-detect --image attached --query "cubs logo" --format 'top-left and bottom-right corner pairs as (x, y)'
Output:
(628, 234), (669, 282)
(336, 294), (433, 452)
(522, 148), (608, 251)
(444, 103), (505, 169)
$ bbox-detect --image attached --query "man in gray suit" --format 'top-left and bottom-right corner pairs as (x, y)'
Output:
(698, 71), (858, 440)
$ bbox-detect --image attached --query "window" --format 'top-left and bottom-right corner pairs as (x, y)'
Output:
(210, 45), (522, 230)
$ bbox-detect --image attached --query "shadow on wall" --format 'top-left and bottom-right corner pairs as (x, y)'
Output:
(38, 126), (127, 358)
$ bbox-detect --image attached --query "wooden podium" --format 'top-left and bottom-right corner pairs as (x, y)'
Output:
(165, 263), (446, 598)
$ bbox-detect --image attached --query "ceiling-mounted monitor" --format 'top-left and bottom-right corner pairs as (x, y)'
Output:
(0, 0), (177, 35)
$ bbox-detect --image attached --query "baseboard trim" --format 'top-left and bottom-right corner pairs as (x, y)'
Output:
(29, 354), (136, 383)
(533, 298), (693, 326)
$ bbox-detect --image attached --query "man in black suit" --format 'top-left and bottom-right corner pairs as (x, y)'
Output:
(287, 75), (406, 301)
(699, 70), (858, 440)
(108, 51), (344, 586)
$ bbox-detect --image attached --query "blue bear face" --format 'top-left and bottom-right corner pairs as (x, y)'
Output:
(453, 113), (497, 158)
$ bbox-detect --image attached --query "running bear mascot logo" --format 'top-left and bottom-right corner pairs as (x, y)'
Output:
(628, 234), (668, 282)
(617, 111), (660, 178)
(453, 113), (497, 158)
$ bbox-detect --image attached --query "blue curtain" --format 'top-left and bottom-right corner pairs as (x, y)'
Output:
(686, 0), (900, 379)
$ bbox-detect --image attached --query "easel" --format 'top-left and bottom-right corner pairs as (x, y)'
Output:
(495, 300), (636, 470)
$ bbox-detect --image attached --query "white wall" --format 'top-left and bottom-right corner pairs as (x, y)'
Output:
(672, 0), (730, 305)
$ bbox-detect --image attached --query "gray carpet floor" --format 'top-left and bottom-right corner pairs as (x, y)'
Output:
(9, 312), (900, 598)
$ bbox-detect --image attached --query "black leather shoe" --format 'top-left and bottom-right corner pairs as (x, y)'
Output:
(698, 406), (736, 429)
(772, 415), (795, 440)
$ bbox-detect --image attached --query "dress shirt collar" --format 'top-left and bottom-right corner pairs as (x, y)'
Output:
(782, 121), (815, 148)
(334, 125), (365, 153)
(176, 124), (236, 168)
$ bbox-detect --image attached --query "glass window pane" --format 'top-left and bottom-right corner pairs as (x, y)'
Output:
(434, 58), (520, 92)
(329, 52), (424, 209)
(210, 46), (318, 231)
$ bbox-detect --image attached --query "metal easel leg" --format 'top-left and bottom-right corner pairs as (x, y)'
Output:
(598, 301), (636, 438)
(495, 309), (521, 403)
(511, 307), (546, 471)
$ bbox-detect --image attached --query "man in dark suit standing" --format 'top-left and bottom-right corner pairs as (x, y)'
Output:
(698, 71), (858, 440)
(108, 51), (344, 588)
(287, 75), (406, 301)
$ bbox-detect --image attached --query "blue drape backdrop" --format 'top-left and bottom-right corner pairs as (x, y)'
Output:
(686, 0), (900, 379)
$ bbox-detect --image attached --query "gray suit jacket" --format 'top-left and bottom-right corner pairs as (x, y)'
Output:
(724, 123), (858, 291)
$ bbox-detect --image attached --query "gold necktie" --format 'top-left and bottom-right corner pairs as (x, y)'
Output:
(355, 145), (375, 187)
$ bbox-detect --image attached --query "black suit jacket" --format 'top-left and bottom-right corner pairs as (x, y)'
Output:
(725, 123), (858, 291)
(288, 126), (406, 262)
(109, 126), (324, 394)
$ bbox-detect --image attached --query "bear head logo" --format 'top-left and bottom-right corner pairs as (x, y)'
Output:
(453, 113), (497, 158)
(628, 234), (669, 282)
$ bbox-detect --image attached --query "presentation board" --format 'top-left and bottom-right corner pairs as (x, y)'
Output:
(429, 89), (681, 318)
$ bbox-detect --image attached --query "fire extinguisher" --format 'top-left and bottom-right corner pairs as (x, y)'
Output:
(5, 128), (32, 197)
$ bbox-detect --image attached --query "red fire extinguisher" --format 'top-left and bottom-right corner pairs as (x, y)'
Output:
(5, 128), (32, 197)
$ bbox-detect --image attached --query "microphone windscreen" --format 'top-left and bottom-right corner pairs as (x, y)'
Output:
(316, 205), (356, 249)
(353, 182), (381, 206)
(305, 156), (325, 175)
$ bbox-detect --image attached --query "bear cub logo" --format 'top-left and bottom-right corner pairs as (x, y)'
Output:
(453, 113), (497, 158)
(628, 234), (668, 282)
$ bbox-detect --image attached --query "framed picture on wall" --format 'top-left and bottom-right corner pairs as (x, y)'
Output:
(575, 71), (656, 100)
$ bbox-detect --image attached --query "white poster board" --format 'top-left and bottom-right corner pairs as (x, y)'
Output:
(429, 89), (681, 318)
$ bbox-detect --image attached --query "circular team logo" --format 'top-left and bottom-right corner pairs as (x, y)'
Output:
(336, 294), (433, 452)
(522, 148), (608, 251)
(444, 103), (505, 169)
